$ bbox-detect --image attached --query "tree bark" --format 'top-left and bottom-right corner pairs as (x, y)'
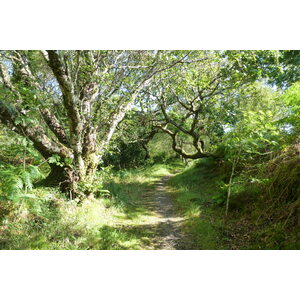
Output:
(1, 50), (190, 197)
(156, 125), (211, 159)
(40, 164), (70, 190)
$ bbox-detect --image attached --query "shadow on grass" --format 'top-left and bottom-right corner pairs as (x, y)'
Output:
(103, 179), (158, 220)
(102, 161), (185, 220)
(90, 219), (192, 250)
(91, 224), (156, 250)
(0, 220), (188, 250)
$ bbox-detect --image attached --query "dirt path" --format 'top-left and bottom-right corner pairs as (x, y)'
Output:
(113, 174), (193, 249)
(149, 175), (190, 250)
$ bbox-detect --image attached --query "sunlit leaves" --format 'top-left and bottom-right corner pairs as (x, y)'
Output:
(223, 84), (282, 162)
(0, 164), (43, 202)
(280, 82), (300, 138)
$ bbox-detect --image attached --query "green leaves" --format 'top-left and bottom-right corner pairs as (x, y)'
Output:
(0, 164), (43, 202)
(48, 155), (73, 167)
(48, 154), (64, 167)
(223, 83), (282, 163)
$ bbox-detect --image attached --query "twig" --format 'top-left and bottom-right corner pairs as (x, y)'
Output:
(225, 149), (241, 218)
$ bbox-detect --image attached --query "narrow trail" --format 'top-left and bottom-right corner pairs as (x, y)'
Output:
(147, 175), (191, 250)
(113, 174), (193, 249)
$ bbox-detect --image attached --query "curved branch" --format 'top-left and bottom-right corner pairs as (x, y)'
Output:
(46, 51), (83, 159)
(156, 124), (211, 159)
(0, 99), (72, 159)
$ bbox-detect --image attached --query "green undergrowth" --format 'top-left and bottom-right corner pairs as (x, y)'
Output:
(225, 146), (300, 250)
(2, 153), (297, 250)
(167, 152), (300, 250)
(104, 161), (183, 209)
(167, 158), (228, 249)
(0, 161), (183, 250)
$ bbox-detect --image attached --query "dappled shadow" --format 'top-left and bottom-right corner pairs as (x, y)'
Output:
(90, 218), (195, 250)
(103, 179), (159, 220)
(91, 175), (196, 250)
(101, 162), (185, 221)
(1, 163), (192, 250)
(152, 176), (197, 249)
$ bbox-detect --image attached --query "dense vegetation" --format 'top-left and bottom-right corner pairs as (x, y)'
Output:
(0, 50), (299, 249)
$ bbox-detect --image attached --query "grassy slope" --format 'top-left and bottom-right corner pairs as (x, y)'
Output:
(167, 156), (300, 250)
(167, 158), (228, 249)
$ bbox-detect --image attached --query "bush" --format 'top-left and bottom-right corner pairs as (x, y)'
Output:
(0, 163), (44, 202)
(102, 141), (148, 169)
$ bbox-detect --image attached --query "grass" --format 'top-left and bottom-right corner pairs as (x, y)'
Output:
(166, 156), (300, 250)
(166, 158), (228, 249)
(2, 154), (298, 250)
(0, 162), (183, 250)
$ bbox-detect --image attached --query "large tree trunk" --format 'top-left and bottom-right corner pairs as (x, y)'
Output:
(41, 164), (71, 190)
(1, 50), (185, 199)
(42, 153), (99, 196)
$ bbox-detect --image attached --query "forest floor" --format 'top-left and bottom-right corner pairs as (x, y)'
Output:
(105, 163), (223, 250)
(0, 161), (225, 250)
(1, 158), (298, 250)
(1, 163), (197, 250)
(0, 155), (299, 250)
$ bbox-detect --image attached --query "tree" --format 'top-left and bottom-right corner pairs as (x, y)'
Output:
(0, 50), (188, 195)
(101, 110), (158, 168)
(145, 51), (258, 159)
(221, 83), (282, 216)
(225, 50), (300, 88)
(280, 82), (300, 141)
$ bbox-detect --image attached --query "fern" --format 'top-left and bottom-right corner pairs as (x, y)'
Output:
(0, 163), (44, 202)
(20, 169), (33, 190)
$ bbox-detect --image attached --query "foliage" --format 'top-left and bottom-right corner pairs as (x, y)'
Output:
(142, 51), (288, 159)
(223, 83), (282, 159)
(0, 50), (193, 194)
(102, 140), (148, 169)
(223, 146), (300, 249)
(147, 133), (177, 163)
(224, 50), (300, 88)
(167, 158), (227, 249)
(0, 162), (181, 249)
(280, 82), (300, 140)
(168, 155), (299, 249)
(1, 50), (300, 249)
(0, 163), (44, 202)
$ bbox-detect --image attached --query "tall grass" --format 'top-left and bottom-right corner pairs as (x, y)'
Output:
(0, 161), (184, 250)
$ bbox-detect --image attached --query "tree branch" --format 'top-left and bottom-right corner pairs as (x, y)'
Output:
(155, 124), (210, 159)
(0, 99), (72, 159)
(40, 108), (70, 146)
(46, 50), (83, 152)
